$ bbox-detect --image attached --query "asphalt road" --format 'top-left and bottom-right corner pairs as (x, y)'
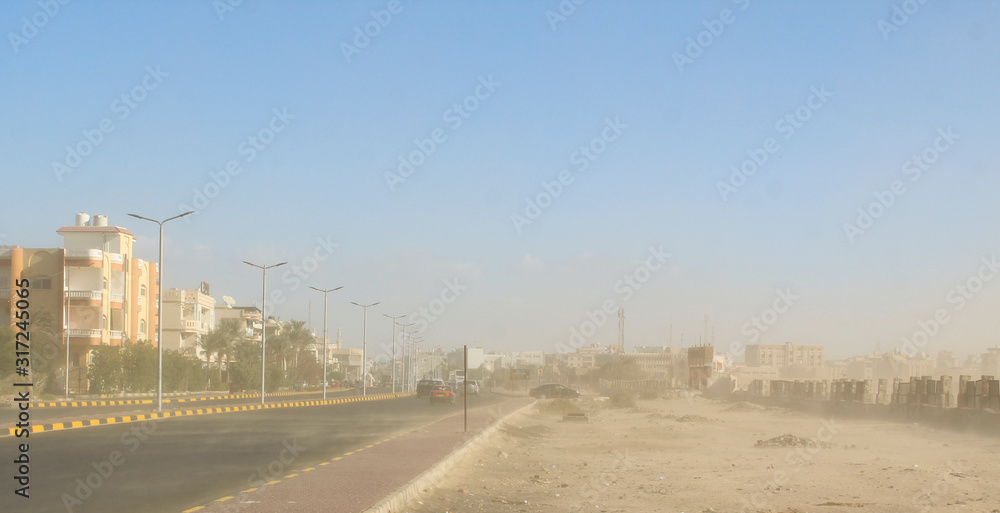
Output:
(4, 392), (507, 513)
(0, 388), (375, 427)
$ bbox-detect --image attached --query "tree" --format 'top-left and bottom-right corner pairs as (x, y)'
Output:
(201, 320), (244, 388)
(88, 345), (123, 394)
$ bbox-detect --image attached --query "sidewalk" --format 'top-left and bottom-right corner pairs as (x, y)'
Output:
(184, 397), (533, 513)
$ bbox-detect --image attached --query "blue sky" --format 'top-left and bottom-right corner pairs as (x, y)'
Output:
(3, 0), (999, 360)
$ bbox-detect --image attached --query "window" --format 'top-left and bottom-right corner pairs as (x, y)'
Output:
(139, 319), (146, 334)
(140, 285), (147, 296)
(31, 276), (52, 290)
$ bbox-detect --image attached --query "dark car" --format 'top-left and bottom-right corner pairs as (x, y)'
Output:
(429, 384), (456, 405)
(416, 379), (444, 397)
(529, 383), (580, 399)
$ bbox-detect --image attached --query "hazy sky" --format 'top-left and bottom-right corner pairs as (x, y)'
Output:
(3, 1), (999, 360)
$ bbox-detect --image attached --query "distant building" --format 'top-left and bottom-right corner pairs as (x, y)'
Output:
(745, 342), (824, 368)
(161, 284), (216, 357)
(688, 345), (714, 389)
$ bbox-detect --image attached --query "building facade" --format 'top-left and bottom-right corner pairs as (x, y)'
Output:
(745, 342), (825, 368)
(162, 284), (216, 357)
(1, 213), (159, 393)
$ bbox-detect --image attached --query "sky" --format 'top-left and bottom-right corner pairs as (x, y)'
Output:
(2, 0), (999, 361)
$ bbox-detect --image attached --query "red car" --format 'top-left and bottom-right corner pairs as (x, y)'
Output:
(429, 384), (456, 405)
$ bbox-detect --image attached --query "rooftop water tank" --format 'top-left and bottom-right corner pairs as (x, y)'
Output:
(76, 212), (90, 227)
(93, 215), (108, 227)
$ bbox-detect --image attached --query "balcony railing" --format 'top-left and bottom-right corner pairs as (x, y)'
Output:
(110, 330), (123, 340)
(183, 320), (209, 331)
(66, 290), (102, 300)
(107, 253), (124, 264)
(65, 248), (103, 259)
(137, 296), (144, 306)
(110, 293), (124, 303)
(68, 329), (102, 338)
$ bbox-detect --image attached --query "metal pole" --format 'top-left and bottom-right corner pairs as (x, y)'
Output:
(260, 267), (266, 404)
(464, 344), (468, 433)
(64, 258), (70, 399)
(351, 302), (380, 397)
(157, 221), (163, 410)
(322, 292), (327, 400)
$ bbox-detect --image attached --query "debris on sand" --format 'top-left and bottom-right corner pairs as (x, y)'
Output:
(724, 401), (768, 412)
(646, 411), (677, 420)
(501, 424), (553, 439)
(676, 415), (714, 423)
(755, 434), (834, 449)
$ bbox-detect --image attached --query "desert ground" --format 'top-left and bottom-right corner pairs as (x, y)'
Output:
(403, 393), (1000, 513)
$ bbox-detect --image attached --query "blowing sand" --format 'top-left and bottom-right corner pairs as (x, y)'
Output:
(403, 393), (1000, 513)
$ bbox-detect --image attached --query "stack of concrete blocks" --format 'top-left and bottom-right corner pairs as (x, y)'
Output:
(876, 379), (889, 405)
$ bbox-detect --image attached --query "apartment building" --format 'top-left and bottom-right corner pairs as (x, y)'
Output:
(1, 213), (159, 392)
(162, 283), (216, 357)
(745, 342), (825, 368)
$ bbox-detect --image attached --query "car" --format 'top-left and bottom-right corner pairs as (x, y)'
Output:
(529, 383), (580, 399)
(293, 381), (310, 391)
(463, 380), (480, 396)
(416, 379), (444, 397)
(429, 384), (457, 405)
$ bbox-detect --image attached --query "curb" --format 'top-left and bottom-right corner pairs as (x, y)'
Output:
(29, 388), (351, 408)
(4, 393), (413, 437)
(361, 399), (535, 513)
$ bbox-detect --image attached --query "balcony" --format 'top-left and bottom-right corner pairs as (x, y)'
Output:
(137, 296), (144, 306)
(68, 329), (102, 338)
(65, 248), (103, 260)
(107, 253), (124, 264)
(110, 293), (124, 303)
(66, 290), (102, 300)
(183, 320), (209, 331)
(110, 330), (123, 340)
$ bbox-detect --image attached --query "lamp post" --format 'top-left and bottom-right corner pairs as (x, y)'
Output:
(411, 336), (424, 390)
(310, 286), (343, 400)
(382, 315), (405, 394)
(128, 211), (193, 412)
(243, 260), (287, 404)
(350, 301), (380, 396)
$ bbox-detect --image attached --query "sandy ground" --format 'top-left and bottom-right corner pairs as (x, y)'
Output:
(402, 393), (1000, 513)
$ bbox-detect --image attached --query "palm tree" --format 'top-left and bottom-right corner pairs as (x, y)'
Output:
(284, 320), (313, 376)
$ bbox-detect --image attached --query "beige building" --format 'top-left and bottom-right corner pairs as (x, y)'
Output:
(745, 342), (825, 368)
(162, 284), (216, 357)
(1, 213), (159, 393)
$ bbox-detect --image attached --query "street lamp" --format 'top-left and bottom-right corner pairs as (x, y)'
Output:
(382, 315), (407, 394)
(411, 336), (424, 390)
(350, 301), (380, 396)
(310, 286), (343, 400)
(244, 260), (287, 404)
(128, 211), (193, 412)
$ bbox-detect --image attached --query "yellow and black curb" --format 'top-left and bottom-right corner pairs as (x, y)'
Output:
(179, 416), (452, 513)
(5, 393), (413, 437)
(29, 389), (348, 408)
